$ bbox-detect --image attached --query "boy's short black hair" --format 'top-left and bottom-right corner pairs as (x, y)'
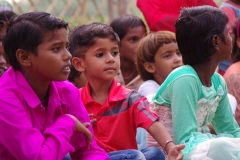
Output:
(110, 14), (146, 40)
(176, 5), (228, 65)
(68, 22), (120, 59)
(3, 12), (68, 70)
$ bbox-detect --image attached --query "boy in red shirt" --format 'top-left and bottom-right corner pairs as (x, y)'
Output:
(69, 22), (184, 160)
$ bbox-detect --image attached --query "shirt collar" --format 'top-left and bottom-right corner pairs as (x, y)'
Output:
(81, 78), (132, 106)
(15, 68), (62, 108)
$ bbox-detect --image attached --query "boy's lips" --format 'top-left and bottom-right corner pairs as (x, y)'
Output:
(173, 65), (182, 70)
(104, 67), (116, 71)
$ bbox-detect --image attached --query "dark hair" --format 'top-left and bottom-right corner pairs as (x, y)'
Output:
(3, 12), (68, 70)
(0, 10), (16, 30)
(110, 14), (146, 40)
(68, 22), (120, 58)
(68, 65), (81, 82)
(136, 31), (176, 81)
(231, 17), (240, 63)
(176, 5), (228, 65)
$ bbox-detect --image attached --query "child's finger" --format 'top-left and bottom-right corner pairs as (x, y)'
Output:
(177, 144), (185, 151)
(84, 130), (93, 148)
(83, 122), (91, 128)
(88, 113), (94, 117)
(90, 118), (97, 125)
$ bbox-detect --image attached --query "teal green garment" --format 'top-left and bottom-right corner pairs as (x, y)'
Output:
(153, 65), (240, 145)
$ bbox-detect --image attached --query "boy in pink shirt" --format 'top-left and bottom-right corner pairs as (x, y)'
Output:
(0, 12), (108, 160)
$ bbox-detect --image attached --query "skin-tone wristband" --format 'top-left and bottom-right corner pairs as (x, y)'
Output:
(163, 140), (176, 155)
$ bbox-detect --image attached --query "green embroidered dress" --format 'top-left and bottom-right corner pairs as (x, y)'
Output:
(153, 65), (240, 159)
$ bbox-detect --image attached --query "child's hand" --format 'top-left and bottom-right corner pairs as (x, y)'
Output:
(66, 114), (93, 148)
(168, 144), (185, 160)
(89, 113), (97, 125)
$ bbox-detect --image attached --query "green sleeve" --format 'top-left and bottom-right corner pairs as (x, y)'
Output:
(162, 75), (201, 144)
(212, 77), (240, 137)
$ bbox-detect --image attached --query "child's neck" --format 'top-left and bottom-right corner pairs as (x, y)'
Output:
(89, 79), (113, 105)
(120, 59), (138, 84)
(22, 69), (50, 103)
(191, 62), (217, 87)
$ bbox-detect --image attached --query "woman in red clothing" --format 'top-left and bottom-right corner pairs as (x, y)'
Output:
(137, 0), (217, 32)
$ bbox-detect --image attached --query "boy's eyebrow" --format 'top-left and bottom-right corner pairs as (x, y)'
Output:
(94, 46), (119, 52)
(50, 41), (69, 46)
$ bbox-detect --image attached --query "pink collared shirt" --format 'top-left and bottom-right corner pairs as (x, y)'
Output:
(0, 67), (109, 160)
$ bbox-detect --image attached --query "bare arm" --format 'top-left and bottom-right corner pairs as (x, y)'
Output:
(148, 121), (185, 160)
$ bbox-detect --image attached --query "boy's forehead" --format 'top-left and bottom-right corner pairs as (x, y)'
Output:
(42, 28), (68, 42)
(87, 37), (119, 51)
(93, 37), (119, 46)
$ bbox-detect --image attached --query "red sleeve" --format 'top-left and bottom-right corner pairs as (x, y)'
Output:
(137, 0), (218, 32)
(196, 0), (218, 7)
(133, 96), (159, 130)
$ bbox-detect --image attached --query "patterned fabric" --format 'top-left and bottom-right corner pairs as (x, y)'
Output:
(153, 65), (240, 159)
(80, 79), (158, 152)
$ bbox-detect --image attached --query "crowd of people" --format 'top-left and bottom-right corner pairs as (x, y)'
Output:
(0, 0), (240, 160)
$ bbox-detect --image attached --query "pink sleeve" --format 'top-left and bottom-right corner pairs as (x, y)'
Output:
(221, 7), (237, 33)
(0, 96), (75, 160)
(67, 91), (109, 160)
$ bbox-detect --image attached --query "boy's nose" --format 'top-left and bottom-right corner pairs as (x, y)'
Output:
(106, 53), (115, 63)
(64, 49), (72, 60)
(174, 54), (182, 64)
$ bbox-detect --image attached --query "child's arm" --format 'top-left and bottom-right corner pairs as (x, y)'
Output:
(211, 77), (240, 137)
(66, 90), (109, 159)
(0, 96), (77, 159)
(148, 121), (185, 160)
(66, 114), (92, 148)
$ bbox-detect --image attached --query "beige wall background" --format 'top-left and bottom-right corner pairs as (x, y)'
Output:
(7, 0), (224, 27)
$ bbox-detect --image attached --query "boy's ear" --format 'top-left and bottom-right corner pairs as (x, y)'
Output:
(16, 49), (31, 67)
(143, 62), (155, 73)
(72, 57), (85, 72)
(212, 35), (219, 50)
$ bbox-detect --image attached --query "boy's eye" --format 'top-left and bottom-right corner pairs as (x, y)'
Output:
(130, 37), (137, 42)
(112, 52), (119, 56)
(177, 51), (182, 56)
(163, 54), (170, 58)
(53, 47), (61, 52)
(96, 53), (103, 57)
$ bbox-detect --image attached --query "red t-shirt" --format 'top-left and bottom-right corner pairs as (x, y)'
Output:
(137, 0), (218, 32)
(80, 79), (158, 152)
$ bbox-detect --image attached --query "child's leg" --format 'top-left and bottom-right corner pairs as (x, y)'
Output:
(108, 149), (146, 160)
(141, 147), (165, 160)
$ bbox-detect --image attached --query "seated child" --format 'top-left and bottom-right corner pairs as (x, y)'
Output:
(69, 22), (185, 160)
(136, 31), (183, 153)
(0, 10), (16, 77)
(153, 5), (240, 159)
(0, 12), (108, 160)
(110, 14), (147, 90)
